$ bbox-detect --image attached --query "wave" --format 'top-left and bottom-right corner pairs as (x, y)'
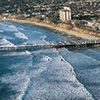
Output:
(74, 48), (100, 61)
(0, 53), (33, 100)
(0, 22), (28, 41)
(0, 38), (16, 47)
(0, 72), (30, 100)
(0, 21), (96, 100)
(58, 48), (100, 69)
(14, 31), (28, 40)
(58, 48), (100, 99)
(0, 51), (31, 57)
(7, 25), (28, 40)
(22, 49), (93, 100)
(40, 55), (52, 62)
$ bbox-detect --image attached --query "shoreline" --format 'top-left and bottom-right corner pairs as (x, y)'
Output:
(1, 18), (100, 40)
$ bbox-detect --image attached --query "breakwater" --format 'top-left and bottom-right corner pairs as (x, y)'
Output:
(0, 40), (100, 52)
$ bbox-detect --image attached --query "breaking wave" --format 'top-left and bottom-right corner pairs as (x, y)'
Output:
(1, 21), (100, 100)
(22, 49), (93, 100)
(0, 38), (16, 47)
(0, 48), (94, 100)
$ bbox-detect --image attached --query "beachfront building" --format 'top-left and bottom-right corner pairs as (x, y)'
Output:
(59, 7), (71, 22)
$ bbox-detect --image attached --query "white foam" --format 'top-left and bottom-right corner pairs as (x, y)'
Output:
(0, 21), (94, 100)
(8, 25), (29, 39)
(0, 24), (17, 32)
(58, 48), (100, 67)
(2, 51), (31, 56)
(32, 48), (59, 54)
(33, 31), (42, 34)
(15, 31), (28, 40)
(42, 55), (76, 82)
(0, 72), (30, 100)
(18, 27), (24, 31)
(0, 30), (4, 32)
(7, 25), (18, 32)
(23, 51), (93, 100)
(40, 55), (52, 62)
(0, 38), (16, 47)
(25, 51), (31, 55)
(0, 23), (28, 40)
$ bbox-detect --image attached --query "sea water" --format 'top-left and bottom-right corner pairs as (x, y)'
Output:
(0, 20), (100, 100)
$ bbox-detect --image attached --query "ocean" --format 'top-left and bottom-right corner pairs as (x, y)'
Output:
(0, 20), (100, 100)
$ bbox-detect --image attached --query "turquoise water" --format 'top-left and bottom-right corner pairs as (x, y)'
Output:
(0, 21), (100, 100)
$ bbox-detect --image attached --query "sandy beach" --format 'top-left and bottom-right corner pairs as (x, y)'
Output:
(3, 19), (100, 40)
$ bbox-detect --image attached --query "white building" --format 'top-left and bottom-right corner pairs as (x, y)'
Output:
(59, 7), (71, 22)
